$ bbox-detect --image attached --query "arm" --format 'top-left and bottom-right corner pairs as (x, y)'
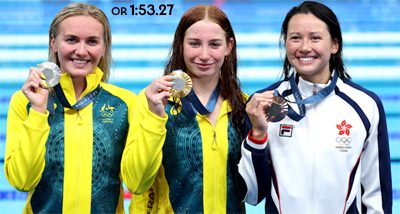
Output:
(4, 91), (50, 192)
(236, 91), (274, 205)
(121, 87), (169, 195)
(360, 98), (392, 213)
(236, 114), (271, 206)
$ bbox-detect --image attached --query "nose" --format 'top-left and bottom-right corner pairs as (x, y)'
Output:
(299, 40), (312, 53)
(75, 42), (87, 56)
(199, 46), (211, 61)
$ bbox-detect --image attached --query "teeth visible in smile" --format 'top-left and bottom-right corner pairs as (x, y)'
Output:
(74, 60), (87, 64)
(299, 57), (314, 62)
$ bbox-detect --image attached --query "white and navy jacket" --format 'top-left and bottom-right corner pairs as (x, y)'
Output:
(236, 71), (392, 214)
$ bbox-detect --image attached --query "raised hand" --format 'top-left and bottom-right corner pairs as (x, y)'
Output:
(144, 75), (174, 118)
(21, 66), (49, 114)
(246, 90), (274, 140)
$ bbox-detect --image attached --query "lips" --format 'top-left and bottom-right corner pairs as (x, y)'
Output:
(195, 62), (213, 69)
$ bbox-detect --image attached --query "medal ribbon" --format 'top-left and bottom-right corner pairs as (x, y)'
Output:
(284, 69), (338, 121)
(47, 83), (101, 116)
(180, 81), (220, 119)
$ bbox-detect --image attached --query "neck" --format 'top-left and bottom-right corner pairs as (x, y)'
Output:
(72, 76), (87, 101)
(299, 70), (332, 84)
(191, 75), (219, 105)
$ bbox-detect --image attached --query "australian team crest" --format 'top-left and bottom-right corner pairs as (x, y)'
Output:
(100, 104), (115, 123)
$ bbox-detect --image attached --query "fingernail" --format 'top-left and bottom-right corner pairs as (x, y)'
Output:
(42, 80), (48, 87)
(36, 87), (39, 93)
(170, 75), (175, 78)
(41, 73), (46, 80)
(168, 82), (174, 85)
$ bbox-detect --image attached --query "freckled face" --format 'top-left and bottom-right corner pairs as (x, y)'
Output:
(51, 15), (106, 79)
(285, 13), (338, 82)
(183, 20), (233, 79)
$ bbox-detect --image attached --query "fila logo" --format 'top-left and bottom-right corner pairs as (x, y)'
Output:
(279, 125), (293, 137)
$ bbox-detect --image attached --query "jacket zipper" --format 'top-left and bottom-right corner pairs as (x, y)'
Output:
(212, 130), (217, 213)
(76, 109), (81, 213)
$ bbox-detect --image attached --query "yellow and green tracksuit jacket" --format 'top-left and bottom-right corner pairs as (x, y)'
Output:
(4, 67), (137, 213)
(121, 89), (248, 213)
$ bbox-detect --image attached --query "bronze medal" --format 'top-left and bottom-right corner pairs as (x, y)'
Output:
(263, 96), (288, 122)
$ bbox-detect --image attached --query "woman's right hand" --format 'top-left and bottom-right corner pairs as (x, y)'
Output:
(21, 66), (49, 114)
(144, 75), (174, 118)
(246, 91), (274, 140)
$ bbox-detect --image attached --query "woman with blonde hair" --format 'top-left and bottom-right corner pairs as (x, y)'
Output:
(5, 3), (136, 213)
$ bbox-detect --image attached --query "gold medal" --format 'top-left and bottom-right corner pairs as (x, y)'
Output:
(37, 62), (61, 88)
(263, 96), (288, 122)
(169, 70), (192, 98)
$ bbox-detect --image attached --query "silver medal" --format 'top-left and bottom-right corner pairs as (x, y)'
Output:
(37, 62), (61, 88)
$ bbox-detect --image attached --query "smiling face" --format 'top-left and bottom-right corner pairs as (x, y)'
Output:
(50, 15), (106, 79)
(285, 13), (338, 83)
(183, 20), (233, 80)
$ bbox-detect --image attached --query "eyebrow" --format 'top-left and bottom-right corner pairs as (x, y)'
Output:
(186, 38), (223, 42)
(63, 34), (102, 40)
(289, 31), (322, 35)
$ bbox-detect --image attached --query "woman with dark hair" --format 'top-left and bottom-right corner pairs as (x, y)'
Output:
(121, 4), (247, 213)
(4, 3), (136, 213)
(236, 1), (392, 213)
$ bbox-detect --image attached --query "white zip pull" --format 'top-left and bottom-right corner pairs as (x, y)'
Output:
(211, 131), (217, 150)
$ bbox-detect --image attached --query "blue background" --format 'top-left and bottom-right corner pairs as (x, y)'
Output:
(0, 0), (399, 213)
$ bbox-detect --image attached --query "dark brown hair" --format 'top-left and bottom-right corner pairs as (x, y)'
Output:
(280, 1), (350, 80)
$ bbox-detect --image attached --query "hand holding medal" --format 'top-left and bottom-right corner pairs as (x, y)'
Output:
(21, 62), (61, 113)
(146, 69), (192, 118)
(37, 62), (61, 89)
(263, 95), (289, 122)
(169, 70), (192, 98)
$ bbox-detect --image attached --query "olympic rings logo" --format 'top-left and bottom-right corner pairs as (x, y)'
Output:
(336, 137), (352, 145)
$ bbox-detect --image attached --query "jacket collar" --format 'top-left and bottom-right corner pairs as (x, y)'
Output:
(59, 67), (103, 105)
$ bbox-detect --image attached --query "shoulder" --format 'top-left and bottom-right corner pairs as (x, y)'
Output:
(100, 82), (137, 106)
(337, 79), (383, 110)
(241, 92), (250, 102)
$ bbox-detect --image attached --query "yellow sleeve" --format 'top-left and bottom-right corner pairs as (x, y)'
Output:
(121, 89), (168, 195)
(4, 91), (50, 192)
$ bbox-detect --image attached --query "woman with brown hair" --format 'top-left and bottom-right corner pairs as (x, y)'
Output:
(121, 4), (247, 213)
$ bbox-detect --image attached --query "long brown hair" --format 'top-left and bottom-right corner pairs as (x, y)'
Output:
(48, 3), (113, 82)
(164, 5), (246, 138)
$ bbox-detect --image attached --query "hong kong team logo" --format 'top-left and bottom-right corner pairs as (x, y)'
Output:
(337, 120), (352, 136)
(279, 125), (293, 137)
(335, 120), (352, 152)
